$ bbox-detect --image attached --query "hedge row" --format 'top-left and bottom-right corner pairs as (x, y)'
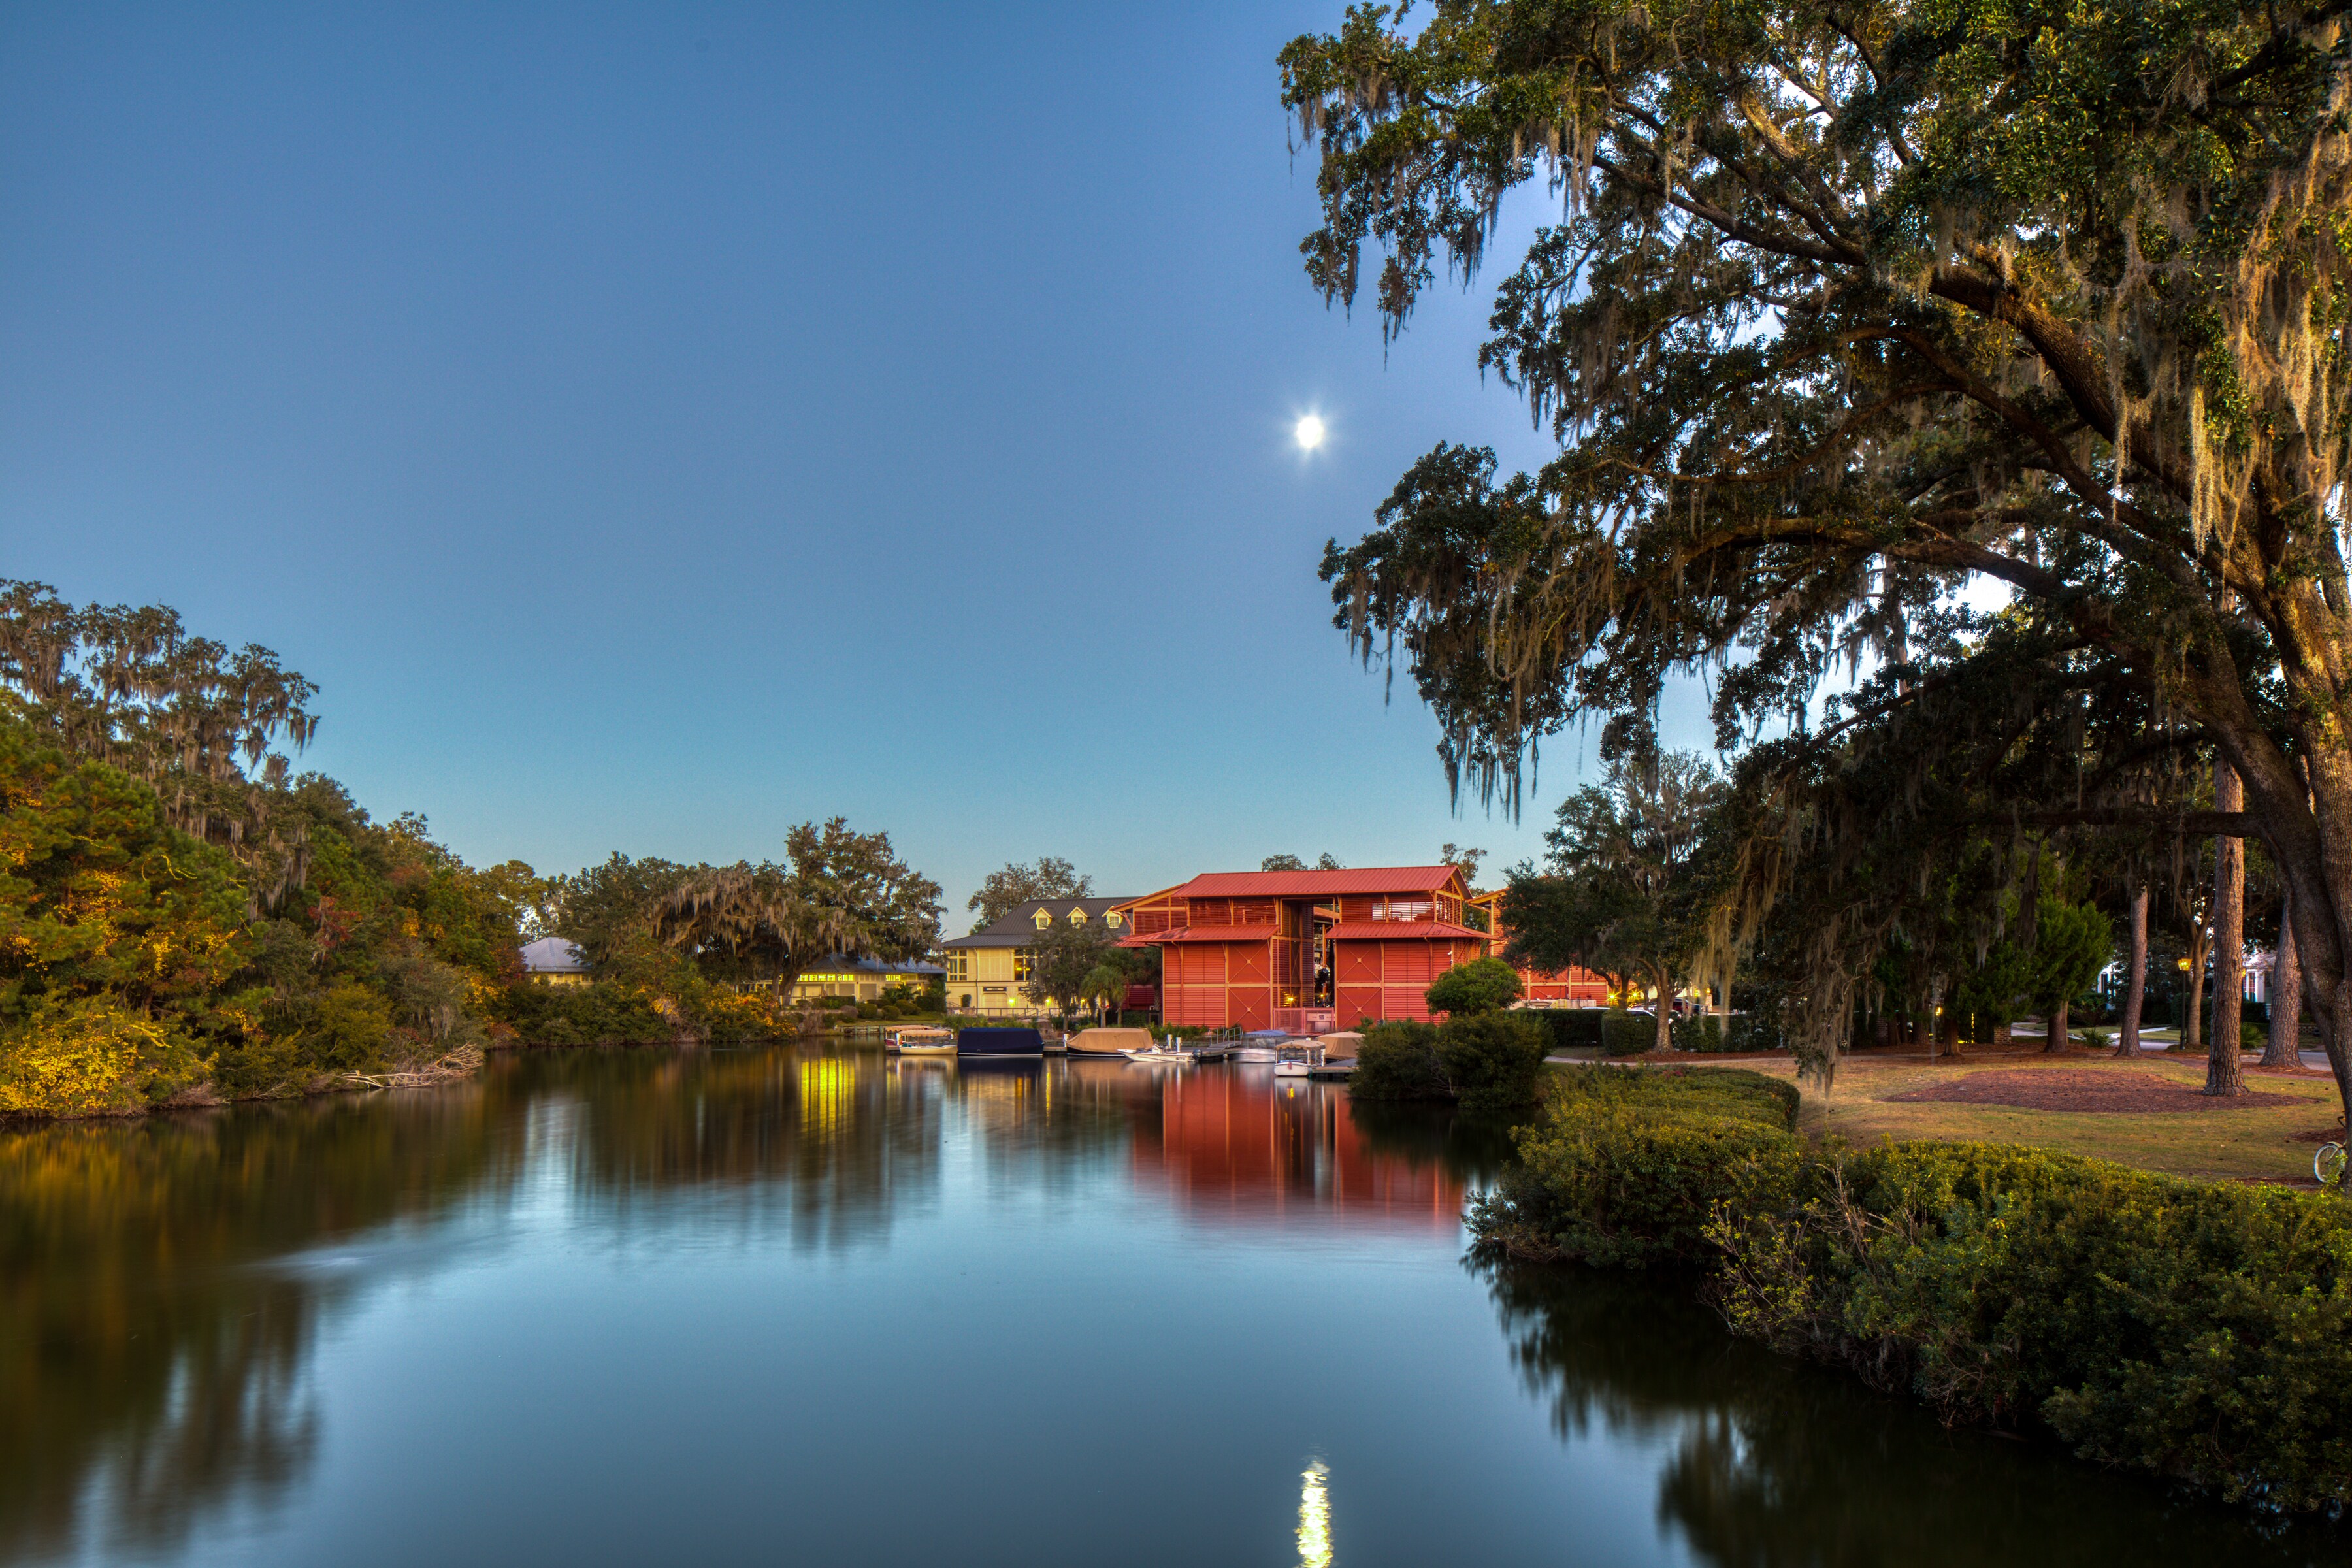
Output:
(1350, 1015), (1550, 1113)
(1527, 1008), (1659, 1056)
(1470, 1066), (2352, 1512)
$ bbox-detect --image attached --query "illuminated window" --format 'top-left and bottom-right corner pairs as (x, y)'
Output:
(1034, 909), (1053, 930)
(1014, 951), (1031, 981)
(1105, 910), (1124, 928)
(1070, 908), (1088, 925)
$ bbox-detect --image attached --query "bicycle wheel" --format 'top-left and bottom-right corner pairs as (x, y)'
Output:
(2317, 1143), (2349, 1189)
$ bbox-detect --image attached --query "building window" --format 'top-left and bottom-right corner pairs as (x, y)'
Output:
(1105, 909), (1124, 928)
(1070, 908), (1088, 925)
(1374, 897), (1434, 923)
(1034, 909), (1053, 930)
(1013, 951), (1031, 981)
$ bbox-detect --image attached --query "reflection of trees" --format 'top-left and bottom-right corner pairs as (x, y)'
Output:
(1481, 1263), (2342, 1567)
(561, 1049), (945, 1250)
(0, 1086), (519, 1566)
(1345, 1099), (1522, 1189)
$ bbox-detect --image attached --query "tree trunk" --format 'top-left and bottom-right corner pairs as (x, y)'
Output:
(1651, 967), (1675, 1053)
(2207, 762), (2245, 1096)
(2116, 883), (2148, 1058)
(2183, 926), (2209, 1053)
(2047, 995), (2070, 1053)
(2261, 902), (2302, 1070)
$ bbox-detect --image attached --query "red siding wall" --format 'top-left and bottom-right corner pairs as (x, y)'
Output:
(1330, 937), (1488, 1026)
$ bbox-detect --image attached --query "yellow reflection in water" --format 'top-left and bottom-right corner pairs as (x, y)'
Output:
(1296, 1458), (1332, 1567)
(798, 1058), (857, 1137)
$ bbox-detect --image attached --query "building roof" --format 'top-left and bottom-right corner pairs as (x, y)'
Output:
(943, 896), (1139, 949)
(1324, 920), (1488, 942)
(1159, 866), (1465, 899)
(1129, 924), (1289, 944)
(519, 936), (589, 974)
(798, 954), (945, 979)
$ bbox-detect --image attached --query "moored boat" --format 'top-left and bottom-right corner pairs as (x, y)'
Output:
(886, 1026), (956, 1055)
(1068, 1027), (1154, 1056)
(1272, 1042), (1326, 1078)
(957, 1026), (1045, 1057)
(1120, 1038), (1194, 1065)
(1235, 1029), (1289, 1064)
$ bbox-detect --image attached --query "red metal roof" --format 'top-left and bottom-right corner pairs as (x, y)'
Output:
(1323, 921), (1488, 942)
(1166, 866), (1463, 898)
(1128, 924), (1284, 944)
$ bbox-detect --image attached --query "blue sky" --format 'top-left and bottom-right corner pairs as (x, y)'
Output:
(1, 1), (1712, 918)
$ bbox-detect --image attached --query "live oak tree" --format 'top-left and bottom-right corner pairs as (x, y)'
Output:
(1503, 747), (1723, 1051)
(966, 857), (1090, 934)
(1285, 0), (2352, 1119)
(655, 820), (941, 995)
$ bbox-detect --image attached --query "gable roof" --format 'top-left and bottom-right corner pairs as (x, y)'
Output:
(519, 936), (589, 974)
(1161, 866), (1465, 899)
(943, 896), (1139, 949)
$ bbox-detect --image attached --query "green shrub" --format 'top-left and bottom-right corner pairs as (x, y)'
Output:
(496, 981), (676, 1045)
(1601, 1009), (1656, 1056)
(1350, 1020), (1449, 1100)
(1426, 956), (1523, 1015)
(310, 983), (394, 1071)
(1726, 1009), (1789, 1052)
(1530, 1008), (1605, 1053)
(1474, 1066), (2352, 1512)
(1474, 1065), (1802, 1266)
(1669, 1013), (1726, 1052)
(1433, 1011), (1549, 1113)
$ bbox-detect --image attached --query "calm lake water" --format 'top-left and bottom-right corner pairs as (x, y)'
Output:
(3, 1043), (2342, 1567)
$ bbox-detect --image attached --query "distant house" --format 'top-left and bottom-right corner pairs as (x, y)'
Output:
(519, 936), (590, 986)
(942, 898), (1137, 1017)
(789, 955), (946, 1005)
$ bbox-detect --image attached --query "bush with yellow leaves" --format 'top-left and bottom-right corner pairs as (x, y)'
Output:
(0, 997), (210, 1117)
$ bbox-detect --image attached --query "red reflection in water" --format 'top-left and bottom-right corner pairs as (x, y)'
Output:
(1128, 1073), (1463, 1228)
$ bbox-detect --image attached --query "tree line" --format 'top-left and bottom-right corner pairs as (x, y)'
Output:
(0, 581), (940, 1117)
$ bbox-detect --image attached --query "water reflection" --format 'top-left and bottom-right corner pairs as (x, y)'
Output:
(0, 1048), (1471, 1565)
(1130, 1071), (1476, 1228)
(1296, 1458), (1333, 1568)
(0, 1087), (521, 1567)
(1482, 1262), (2349, 1567)
(7, 1044), (2325, 1568)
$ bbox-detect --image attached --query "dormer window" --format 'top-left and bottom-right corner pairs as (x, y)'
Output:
(1105, 910), (1124, 929)
(1033, 909), (1053, 930)
(1070, 908), (1088, 925)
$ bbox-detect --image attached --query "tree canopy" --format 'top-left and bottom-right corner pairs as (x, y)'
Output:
(967, 857), (1091, 932)
(1284, 0), (2352, 1112)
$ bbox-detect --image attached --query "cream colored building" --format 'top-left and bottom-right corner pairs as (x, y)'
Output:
(787, 955), (945, 1005)
(941, 897), (1135, 1017)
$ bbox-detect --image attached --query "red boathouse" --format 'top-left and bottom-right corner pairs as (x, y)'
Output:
(1117, 866), (1488, 1032)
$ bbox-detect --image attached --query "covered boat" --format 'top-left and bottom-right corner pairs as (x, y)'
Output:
(1314, 1032), (1364, 1060)
(957, 1027), (1045, 1057)
(1066, 1027), (1155, 1056)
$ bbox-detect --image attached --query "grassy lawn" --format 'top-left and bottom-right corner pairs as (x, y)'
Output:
(1562, 1047), (2345, 1184)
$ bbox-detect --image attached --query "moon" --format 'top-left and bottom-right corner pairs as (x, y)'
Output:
(1294, 414), (1326, 449)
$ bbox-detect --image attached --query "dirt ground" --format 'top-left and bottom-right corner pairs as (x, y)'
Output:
(1658, 1045), (2345, 1184)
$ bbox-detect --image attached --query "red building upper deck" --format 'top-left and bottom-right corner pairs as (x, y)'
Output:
(1116, 865), (1486, 1031)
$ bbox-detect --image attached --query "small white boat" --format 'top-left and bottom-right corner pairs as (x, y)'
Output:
(1273, 1043), (1326, 1078)
(887, 1026), (956, 1056)
(1235, 1030), (1289, 1064)
(1121, 1039), (1194, 1065)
